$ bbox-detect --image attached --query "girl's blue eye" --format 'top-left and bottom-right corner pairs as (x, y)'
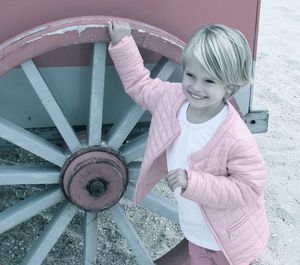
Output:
(206, 79), (215, 84)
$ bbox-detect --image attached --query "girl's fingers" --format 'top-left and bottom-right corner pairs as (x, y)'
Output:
(111, 20), (117, 28)
(107, 21), (113, 34)
(116, 20), (129, 27)
(165, 175), (176, 183)
(168, 169), (178, 175)
(167, 179), (177, 188)
(170, 182), (181, 192)
(165, 171), (188, 190)
(166, 169), (185, 181)
(108, 20), (119, 32)
(165, 169), (178, 180)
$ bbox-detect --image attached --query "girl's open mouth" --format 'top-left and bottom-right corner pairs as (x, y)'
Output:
(188, 91), (208, 100)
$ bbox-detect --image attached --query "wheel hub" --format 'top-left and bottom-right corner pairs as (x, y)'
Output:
(61, 146), (128, 211)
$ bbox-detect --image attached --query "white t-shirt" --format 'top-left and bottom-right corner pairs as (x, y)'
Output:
(167, 101), (228, 250)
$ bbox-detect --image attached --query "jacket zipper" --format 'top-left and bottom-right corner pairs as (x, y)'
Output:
(147, 128), (181, 169)
(135, 127), (181, 196)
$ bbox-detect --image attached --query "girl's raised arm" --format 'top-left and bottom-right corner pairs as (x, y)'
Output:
(107, 20), (174, 113)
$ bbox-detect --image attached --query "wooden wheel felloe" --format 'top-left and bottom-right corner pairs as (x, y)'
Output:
(0, 16), (190, 264)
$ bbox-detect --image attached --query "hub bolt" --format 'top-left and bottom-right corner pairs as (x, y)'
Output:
(88, 180), (106, 197)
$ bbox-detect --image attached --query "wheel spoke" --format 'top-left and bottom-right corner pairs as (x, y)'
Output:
(149, 57), (178, 80)
(84, 212), (98, 265)
(124, 184), (179, 224)
(106, 102), (144, 150)
(88, 42), (107, 146)
(106, 57), (177, 150)
(0, 166), (59, 185)
(0, 187), (64, 234)
(110, 204), (155, 265)
(0, 116), (66, 167)
(127, 161), (141, 183)
(21, 59), (81, 153)
(119, 132), (148, 163)
(21, 201), (77, 265)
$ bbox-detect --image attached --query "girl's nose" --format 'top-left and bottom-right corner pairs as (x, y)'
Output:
(191, 83), (204, 93)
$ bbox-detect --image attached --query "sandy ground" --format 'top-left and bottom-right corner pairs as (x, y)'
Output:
(250, 0), (300, 264)
(0, 0), (300, 264)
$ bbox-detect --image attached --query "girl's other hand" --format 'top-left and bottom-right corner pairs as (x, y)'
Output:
(165, 169), (188, 192)
(107, 20), (131, 45)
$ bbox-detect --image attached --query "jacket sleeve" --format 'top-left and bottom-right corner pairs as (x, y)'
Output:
(108, 35), (172, 113)
(182, 136), (267, 209)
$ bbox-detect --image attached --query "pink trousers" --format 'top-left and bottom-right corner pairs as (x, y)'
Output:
(188, 241), (253, 265)
(188, 241), (230, 265)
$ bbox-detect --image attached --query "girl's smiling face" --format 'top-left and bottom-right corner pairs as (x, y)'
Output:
(182, 49), (228, 121)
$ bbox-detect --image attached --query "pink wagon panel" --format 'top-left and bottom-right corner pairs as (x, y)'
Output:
(0, 0), (260, 58)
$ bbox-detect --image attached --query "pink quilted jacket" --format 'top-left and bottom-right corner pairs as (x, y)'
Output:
(109, 35), (269, 265)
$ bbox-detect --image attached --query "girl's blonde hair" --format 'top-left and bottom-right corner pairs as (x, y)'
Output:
(182, 24), (252, 96)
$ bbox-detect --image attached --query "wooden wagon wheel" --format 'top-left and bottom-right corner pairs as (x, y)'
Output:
(0, 16), (190, 264)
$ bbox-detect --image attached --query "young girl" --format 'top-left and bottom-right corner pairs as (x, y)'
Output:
(107, 20), (269, 265)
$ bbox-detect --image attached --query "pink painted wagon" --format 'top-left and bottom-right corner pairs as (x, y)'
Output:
(0, 0), (268, 264)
